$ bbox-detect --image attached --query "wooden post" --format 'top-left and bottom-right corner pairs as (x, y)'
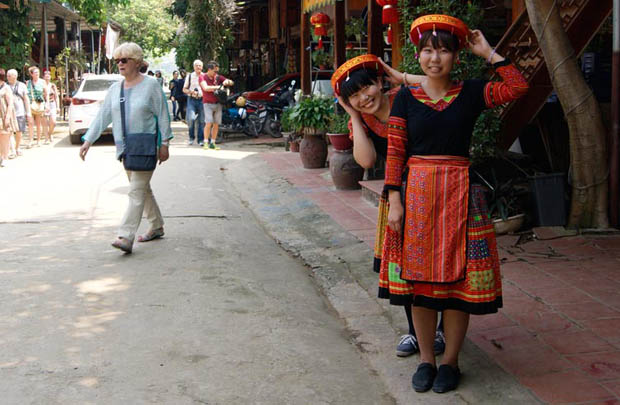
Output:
(301, 12), (311, 95)
(512, 0), (526, 22)
(43, 4), (49, 71)
(90, 30), (95, 72)
(368, 0), (383, 57)
(610, 0), (620, 226)
(333, 0), (345, 69)
(97, 29), (102, 74)
(391, 18), (403, 69)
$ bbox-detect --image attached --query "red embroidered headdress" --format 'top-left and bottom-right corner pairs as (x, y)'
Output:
(331, 54), (383, 96)
(409, 14), (469, 50)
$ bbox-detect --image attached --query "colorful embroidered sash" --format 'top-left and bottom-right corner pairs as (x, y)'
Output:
(401, 155), (470, 283)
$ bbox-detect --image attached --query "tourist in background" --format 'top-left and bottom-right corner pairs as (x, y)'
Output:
(6, 69), (31, 157)
(43, 70), (60, 140)
(26, 66), (48, 146)
(0, 68), (19, 167)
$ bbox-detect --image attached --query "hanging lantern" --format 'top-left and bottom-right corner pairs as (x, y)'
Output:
(310, 12), (330, 37)
(386, 26), (393, 45)
(376, 0), (399, 25)
(317, 37), (324, 50)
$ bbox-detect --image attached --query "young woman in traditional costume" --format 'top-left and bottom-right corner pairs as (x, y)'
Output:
(331, 55), (445, 358)
(385, 15), (528, 393)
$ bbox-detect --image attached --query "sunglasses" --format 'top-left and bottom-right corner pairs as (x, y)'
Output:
(115, 58), (133, 64)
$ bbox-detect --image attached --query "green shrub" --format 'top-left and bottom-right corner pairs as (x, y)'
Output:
(289, 95), (334, 132)
(327, 112), (350, 134)
(280, 108), (294, 132)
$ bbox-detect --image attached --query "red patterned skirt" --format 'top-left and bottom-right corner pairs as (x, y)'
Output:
(401, 156), (502, 315)
(375, 192), (415, 305)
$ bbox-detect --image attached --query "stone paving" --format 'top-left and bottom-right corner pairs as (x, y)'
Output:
(260, 150), (620, 404)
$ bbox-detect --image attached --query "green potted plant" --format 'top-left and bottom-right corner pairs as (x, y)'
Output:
(280, 108), (300, 152)
(326, 112), (352, 151)
(289, 95), (333, 168)
(312, 49), (332, 70)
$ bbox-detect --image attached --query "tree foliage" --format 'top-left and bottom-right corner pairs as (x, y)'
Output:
(0, 0), (34, 70)
(169, 0), (236, 71)
(110, 0), (178, 57)
(397, 0), (502, 163)
(65, 0), (127, 25)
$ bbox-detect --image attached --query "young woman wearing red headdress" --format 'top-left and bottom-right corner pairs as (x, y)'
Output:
(385, 15), (528, 393)
(332, 55), (447, 359)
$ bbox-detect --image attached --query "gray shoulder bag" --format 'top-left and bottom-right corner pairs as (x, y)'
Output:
(120, 81), (158, 171)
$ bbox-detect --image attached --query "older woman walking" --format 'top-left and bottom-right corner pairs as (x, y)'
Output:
(0, 68), (19, 167)
(79, 42), (173, 253)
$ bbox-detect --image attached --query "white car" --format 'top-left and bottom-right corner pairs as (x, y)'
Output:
(68, 73), (123, 144)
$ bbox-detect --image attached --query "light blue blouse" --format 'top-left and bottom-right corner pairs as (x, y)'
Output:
(83, 75), (173, 159)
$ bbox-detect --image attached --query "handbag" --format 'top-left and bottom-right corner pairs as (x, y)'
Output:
(214, 84), (228, 105)
(120, 81), (158, 171)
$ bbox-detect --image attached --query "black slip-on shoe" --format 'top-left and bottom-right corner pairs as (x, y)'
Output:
(432, 364), (461, 393)
(412, 362), (437, 392)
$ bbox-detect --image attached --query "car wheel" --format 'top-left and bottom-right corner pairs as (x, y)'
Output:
(70, 133), (82, 145)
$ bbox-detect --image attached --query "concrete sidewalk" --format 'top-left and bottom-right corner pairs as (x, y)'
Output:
(226, 150), (620, 404)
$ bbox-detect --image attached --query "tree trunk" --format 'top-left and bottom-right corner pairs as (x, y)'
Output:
(525, 0), (609, 228)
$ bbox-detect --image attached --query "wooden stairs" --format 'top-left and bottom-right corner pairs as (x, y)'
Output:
(495, 0), (613, 149)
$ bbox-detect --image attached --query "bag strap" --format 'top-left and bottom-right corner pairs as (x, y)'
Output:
(120, 81), (126, 143)
(27, 80), (35, 101)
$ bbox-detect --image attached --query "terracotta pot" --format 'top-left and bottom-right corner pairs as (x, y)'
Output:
(290, 140), (300, 152)
(327, 133), (353, 151)
(329, 150), (364, 190)
(299, 134), (327, 168)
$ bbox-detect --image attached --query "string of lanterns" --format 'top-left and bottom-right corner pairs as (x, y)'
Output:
(376, 0), (399, 45)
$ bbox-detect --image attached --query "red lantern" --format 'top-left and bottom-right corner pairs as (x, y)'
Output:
(386, 26), (393, 45)
(310, 12), (330, 37)
(376, 0), (399, 25)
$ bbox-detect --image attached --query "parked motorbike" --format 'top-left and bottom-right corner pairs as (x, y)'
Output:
(262, 81), (296, 138)
(219, 92), (266, 138)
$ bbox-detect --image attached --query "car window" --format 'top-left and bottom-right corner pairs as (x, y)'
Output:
(254, 77), (282, 93)
(82, 79), (119, 92)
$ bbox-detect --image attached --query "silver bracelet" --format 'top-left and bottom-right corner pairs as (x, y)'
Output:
(486, 48), (497, 64)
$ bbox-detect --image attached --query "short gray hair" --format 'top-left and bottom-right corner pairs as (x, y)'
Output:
(193, 59), (203, 68)
(113, 42), (144, 64)
(7, 69), (18, 78)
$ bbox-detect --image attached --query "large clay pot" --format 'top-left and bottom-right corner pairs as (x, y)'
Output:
(300, 134), (327, 168)
(329, 149), (364, 189)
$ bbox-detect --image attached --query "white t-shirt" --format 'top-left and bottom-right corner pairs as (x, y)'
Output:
(184, 72), (203, 98)
(9, 81), (28, 117)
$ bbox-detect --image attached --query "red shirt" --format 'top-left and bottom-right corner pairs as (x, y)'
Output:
(199, 73), (226, 104)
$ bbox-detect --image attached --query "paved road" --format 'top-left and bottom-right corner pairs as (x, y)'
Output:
(0, 124), (393, 404)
